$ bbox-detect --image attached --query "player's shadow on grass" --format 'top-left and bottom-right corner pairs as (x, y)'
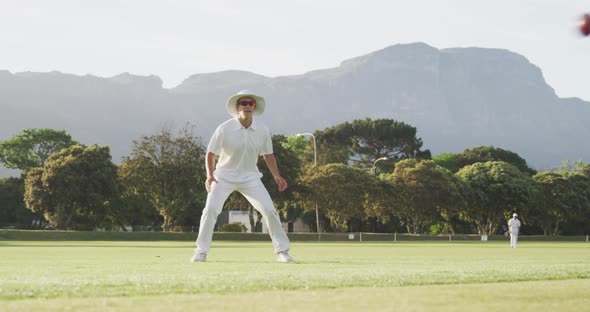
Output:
(205, 260), (345, 264)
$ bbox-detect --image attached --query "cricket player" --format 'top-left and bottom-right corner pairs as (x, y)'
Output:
(190, 90), (294, 263)
(508, 213), (521, 248)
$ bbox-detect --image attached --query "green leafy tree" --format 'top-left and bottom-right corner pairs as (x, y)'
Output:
(457, 146), (536, 175)
(532, 172), (573, 235)
(455, 161), (540, 236)
(116, 161), (163, 231)
(314, 124), (350, 166)
(281, 135), (313, 222)
(298, 163), (382, 231)
(358, 177), (396, 232)
(22, 168), (46, 222)
(120, 124), (207, 231)
(432, 152), (461, 173)
(23, 145), (118, 229)
(315, 118), (430, 171)
(0, 177), (33, 226)
(569, 160), (590, 178)
(532, 170), (590, 235)
(0, 128), (78, 172)
(283, 135), (309, 162)
(380, 159), (464, 234)
(259, 135), (303, 208)
(564, 173), (590, 235)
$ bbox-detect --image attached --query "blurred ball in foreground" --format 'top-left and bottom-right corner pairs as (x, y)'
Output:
(580, 14), (590, 36)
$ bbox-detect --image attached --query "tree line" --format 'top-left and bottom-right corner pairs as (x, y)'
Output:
(1, 119), (589, 235)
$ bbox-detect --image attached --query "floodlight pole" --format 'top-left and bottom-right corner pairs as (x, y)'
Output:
(371, 157), (389, 175)
(297, 133), (320, 241)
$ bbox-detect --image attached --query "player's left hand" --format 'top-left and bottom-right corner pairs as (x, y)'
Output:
(274, 176), (288, 192)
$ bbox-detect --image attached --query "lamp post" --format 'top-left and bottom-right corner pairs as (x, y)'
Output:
(296, 133), (316, 166)
(369, 157), (389, 233)
(371, 157), (389, 175)
(296, 133), (320, 239)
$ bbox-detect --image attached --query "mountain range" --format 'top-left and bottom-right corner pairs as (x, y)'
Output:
(1, 42), (589, 177)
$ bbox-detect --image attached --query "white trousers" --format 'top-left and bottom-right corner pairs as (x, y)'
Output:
(510, 232), (519, 248)
(195, 178), (291, 254)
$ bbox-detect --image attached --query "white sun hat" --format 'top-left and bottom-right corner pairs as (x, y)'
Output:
(513, 213), (518, 217)
(226, 90), (266, 117)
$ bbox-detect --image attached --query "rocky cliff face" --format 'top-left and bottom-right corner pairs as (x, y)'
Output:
(1, 42), (588, 177)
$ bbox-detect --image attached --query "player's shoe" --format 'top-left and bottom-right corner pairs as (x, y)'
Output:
(276, 251), (295, 263)
(190, 250), (207, 262)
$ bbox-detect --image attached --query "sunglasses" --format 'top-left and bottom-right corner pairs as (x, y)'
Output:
(238, 100), (256, 107)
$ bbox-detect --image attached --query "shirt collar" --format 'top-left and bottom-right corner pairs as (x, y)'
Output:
(231, 117), (257, 131)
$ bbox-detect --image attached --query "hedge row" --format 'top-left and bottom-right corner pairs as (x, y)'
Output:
(1, 230), (588, 242)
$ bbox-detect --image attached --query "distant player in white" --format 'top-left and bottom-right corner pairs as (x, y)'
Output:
(508, 213), (521, 248)
(190, 90), (294, 263)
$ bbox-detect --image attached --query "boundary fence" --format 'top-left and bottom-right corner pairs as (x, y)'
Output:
(285, 232), (589, 242)
(1, 230), (588, 242)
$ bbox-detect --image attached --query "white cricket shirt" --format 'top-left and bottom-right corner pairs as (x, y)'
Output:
(207, 117), (273, 182)
(508, 218), (521, 234)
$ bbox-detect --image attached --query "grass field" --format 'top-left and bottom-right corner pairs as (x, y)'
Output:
(1, 240), (589, 311)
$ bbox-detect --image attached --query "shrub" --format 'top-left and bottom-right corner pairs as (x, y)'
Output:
(219, 222), (247, 233)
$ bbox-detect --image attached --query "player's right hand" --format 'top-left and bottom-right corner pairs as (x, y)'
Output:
(205, 176), (218, 192)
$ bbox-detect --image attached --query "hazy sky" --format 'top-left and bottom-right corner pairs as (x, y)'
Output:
(1, 0), (590, 100)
